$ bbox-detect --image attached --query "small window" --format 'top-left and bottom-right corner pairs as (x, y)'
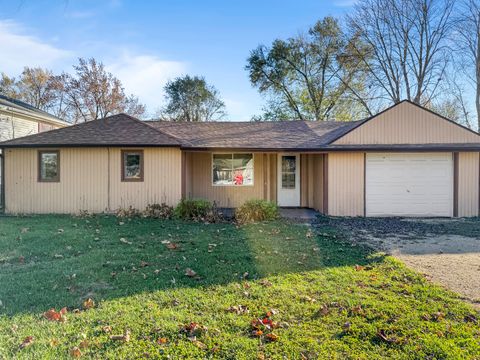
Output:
(122, 150), (144, 181)
(213, 153), (253, 186)
(38, 150), (60, 182)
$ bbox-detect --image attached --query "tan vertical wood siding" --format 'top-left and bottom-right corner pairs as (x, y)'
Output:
(5, 147), (182, 214)
(188, 152), (265, 207)
(458, 152), (480, 217)
(328, 152), (364, 216)
(5, 148), (109, 213)
(334, 102), (480, 145)
(108, 148), (182, 210)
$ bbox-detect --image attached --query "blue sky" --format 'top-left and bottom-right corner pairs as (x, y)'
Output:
(0, 0), (356, 119)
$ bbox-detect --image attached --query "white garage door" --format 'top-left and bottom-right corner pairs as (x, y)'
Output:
(366, 153), (453, 217)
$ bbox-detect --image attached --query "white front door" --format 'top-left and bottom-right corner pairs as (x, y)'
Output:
(277, 153), (300, 207)
(366, 153), (453, 217)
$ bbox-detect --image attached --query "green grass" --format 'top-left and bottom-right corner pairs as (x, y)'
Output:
(0, 215), (478, 359)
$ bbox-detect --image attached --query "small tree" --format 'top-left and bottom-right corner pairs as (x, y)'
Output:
(160, 75), (226, 122)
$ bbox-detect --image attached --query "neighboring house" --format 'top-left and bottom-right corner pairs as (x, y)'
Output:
(1, 100), (479, 217)
(0, 95), (69, 141)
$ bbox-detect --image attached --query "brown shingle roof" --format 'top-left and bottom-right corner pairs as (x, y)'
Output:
(0, 113), (181, 148)
(147, 120), (362, 150)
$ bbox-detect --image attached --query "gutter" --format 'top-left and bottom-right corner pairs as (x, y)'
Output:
(0, 106), (69, 127)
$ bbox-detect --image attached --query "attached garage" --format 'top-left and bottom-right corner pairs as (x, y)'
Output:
(365, 153), (453, 217)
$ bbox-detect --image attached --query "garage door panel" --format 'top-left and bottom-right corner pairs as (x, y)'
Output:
(366, 153), (453, 217)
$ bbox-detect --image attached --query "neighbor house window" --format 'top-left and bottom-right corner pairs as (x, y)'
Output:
(212, 153), (253, 186)
(121, 150), (144, 182)
(38, 150), (60, 182)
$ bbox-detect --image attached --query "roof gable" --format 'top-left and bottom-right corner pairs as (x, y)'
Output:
(332, 101), (480, 145)
(0, 113), (181, 148)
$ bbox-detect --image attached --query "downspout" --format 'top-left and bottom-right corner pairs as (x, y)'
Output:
(1, 148), (5, 214)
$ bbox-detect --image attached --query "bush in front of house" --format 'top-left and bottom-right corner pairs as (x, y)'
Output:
(235, 199), (279, 224)
(143, 203), (174, 219)
(174, 198), (222, 222)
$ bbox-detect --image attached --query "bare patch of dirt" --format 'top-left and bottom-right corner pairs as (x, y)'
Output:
(315, 217), (480, 307)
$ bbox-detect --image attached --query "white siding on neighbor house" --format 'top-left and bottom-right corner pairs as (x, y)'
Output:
(4, 147), (182, 214)
(0, 115), (38, 141)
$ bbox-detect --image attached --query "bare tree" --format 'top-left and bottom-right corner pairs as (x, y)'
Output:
(16, 67), (58, 111)
(62, 58), (146, 123)
(456, 0), (480, 130)
(349, 0), (454, 105)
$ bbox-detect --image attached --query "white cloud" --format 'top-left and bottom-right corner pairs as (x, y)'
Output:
(106, 53), (187, 114)
(0, 20), (73, 74)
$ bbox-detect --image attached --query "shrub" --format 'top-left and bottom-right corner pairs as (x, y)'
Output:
(115, 206), (140, 218)
(174, 199), (222, 222)
(235, 199), (279, 224)
(143, 203), (174, 219)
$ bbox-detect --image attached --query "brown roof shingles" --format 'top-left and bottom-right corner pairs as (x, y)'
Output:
(0, 113), (181, 148)
(147, 120), (362, 150)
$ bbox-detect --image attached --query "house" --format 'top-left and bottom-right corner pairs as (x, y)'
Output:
(0, 95), (70, 210)
(1, 100), (479, 217)
(0, 95), (69, 140)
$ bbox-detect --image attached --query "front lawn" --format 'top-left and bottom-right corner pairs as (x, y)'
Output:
(0, 215), (478, 359)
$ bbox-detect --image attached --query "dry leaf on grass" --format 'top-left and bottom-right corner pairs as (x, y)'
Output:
(44, 307), (67, 322)
(227, 305), (249, 315)
(166, 243), (179, 250)
(19, 336), (34, 349)
(110, 329), (130, 342)
(69, 346), (82, 357)
(120, 238), (132, 245)
(184, 268), (197, 278)
(82, 298), (95, 310)
(157, 337), (168, 344)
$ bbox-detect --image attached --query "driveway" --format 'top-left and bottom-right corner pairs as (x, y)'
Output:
(315, 217), (480, 307)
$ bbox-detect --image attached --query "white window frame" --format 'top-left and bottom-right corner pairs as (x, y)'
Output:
(211, 152), (254, 187)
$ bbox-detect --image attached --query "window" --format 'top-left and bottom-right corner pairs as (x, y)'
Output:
(213, 153), (253, 186)
(281, 155), (296, 189)
(122, 150), (144, 181)
(38, 150), (60, 182)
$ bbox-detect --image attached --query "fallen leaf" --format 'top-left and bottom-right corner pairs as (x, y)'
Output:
(185, 268), (197, 278)
(49, 338), (59, 347)
(140, 261), (149, 268)
(166, 243), (179, 250)
(191, 340), (206, 349)
(44, 307), (68, 322)
(69, 346), (82, 357)
(20, 227), (29, 233)
(317, 304), (329, 316)
(101, 325), (112, 333)
(19, 336), (34, 349)
(18, 256), (25, 264)
(265, 333), (279, 342)
(251, 329), (263, 337)
(259, 279), (272, 287)
(376, 329), (399, 344)
(120, 238), (132, 245)
(79, 340), (89, 349)
(157, 337), (168, 344)
(227, 305), (249, 315)
(82, 298), (95, 310)
(354, 265), (365, 271)
(110, 329), (130, 342)
(431, 311), (445, 322)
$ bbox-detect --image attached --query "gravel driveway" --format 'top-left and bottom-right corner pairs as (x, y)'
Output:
(315, 216), (480, 307)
